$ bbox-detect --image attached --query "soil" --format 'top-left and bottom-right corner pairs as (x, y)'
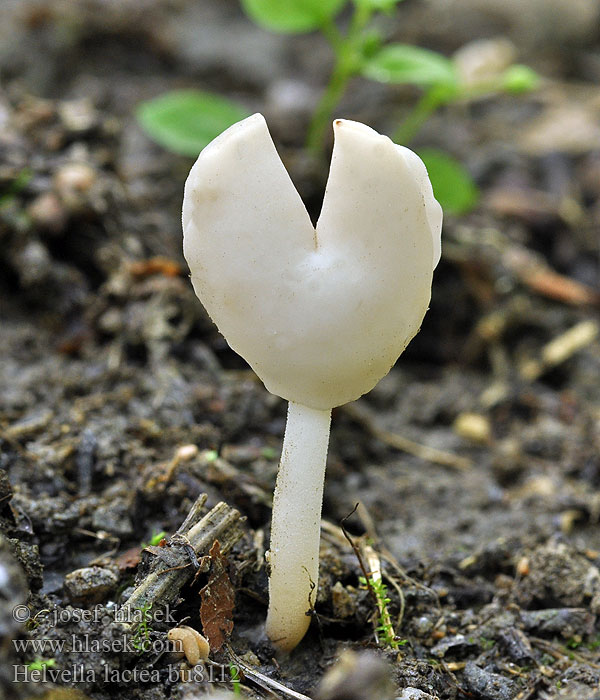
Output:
(1, 1), (599, 699)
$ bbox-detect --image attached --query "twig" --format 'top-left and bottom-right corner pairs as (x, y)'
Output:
(516, 676), (550, 700)
(504, 246), (600, 307)
(519, 320), (599, 381)
(340, 504), (377, 604)
(226, 646), (313, 700)
(529, 636), (600, 669)
(342, 403), (471, 471)
(119, 496), (244, 626)
(382, 570), (406, 632)
(177, 493), (207, 533)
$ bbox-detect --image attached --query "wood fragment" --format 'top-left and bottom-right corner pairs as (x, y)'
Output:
(342, 403), (471, 471)
(129, 256), (182, 279)
(519, 320), (599, 381)
(119, 496), (243, 626)
(340, 505), (377, 605)
(529, 636), (600, 669)
(504, 247), (600, 307)
(226, 647), (313, 700)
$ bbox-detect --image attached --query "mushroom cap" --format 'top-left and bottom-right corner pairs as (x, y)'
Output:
(183, 114), (442, 410)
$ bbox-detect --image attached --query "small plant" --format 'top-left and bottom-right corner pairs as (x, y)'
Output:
(141, 530), (167, 549)
(130, 601), (153, 653)
(230, 663), (242, 695)
(0, 168), (32, 208)
(480, 636), (496, 651)
(137, 91), (250, 158)
(587, 636), (600, 650)
(138, 0), (539, 214)
(359, 574), (401, 649)
(28, 658), (56, 671)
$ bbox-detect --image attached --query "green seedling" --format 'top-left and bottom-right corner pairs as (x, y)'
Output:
(28, 658), (56, 671)
(138, 0), (539, 214)
(130, 601), (153, 653)
(141, 530), (167, 549)
(261, 446), (278, 460)
(587, 636), (600, 650)
(360, 574), (400, 649)
(230, 663), (242, 695)
(0, 168), (32, 207)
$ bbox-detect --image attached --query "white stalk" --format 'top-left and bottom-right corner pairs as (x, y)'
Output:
(265, 401), (332, 652)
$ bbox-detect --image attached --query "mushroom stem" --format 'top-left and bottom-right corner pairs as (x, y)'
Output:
(266, 401), (332, 652)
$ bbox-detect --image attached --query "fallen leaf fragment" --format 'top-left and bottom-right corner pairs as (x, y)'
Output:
(129, 256), (182, 279)
(504, 247), (600, 307)
(199, 540), (235, 651)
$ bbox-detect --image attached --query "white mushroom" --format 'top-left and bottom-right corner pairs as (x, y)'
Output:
(183, 114), (442, 652)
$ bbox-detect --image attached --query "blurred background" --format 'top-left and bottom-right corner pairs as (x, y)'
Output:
(1, 1), (600, 698)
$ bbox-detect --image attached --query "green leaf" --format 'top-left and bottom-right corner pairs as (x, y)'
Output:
(136, 90), (251, 157)
(362, 44), (458, 89)
(360, 29), (383, 59)
(353, 0), (403, 10)
(417, 148), (479, 215)
(240, 0), (347, 33)
(501, 64), (540, 94)
(28, 659), (56, 671)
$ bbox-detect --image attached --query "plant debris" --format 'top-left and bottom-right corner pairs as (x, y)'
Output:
(199, 541), (235, 652)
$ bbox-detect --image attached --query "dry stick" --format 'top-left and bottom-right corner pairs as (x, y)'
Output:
(342, 403), (471, 471)
(356, 500), (440, 613)
(382, 570), (406, 632)
(516, 676), (550, 700)
(225, 645), (312, 700)
(119, 496), (244, 624)
(340, 504), (378, 605)
(519, 319), (599, 382)
(481, 319), (599, 407)
(529, 636), (600, 670)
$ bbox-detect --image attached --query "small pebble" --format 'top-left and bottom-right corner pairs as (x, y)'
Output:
(54, 162), (97, 199)
(516, 556), (530, 576)
(27, 191), (67, 232)
(63, 566), (118, 605)
(15, 241), (52, 286)
(520, 608), (595, 636)
(497, 627), (534, 665)
(331, 581), (357, 619)
(92, 498), (134, 538)
(412, 615), (435, 637)
(454, 412), (491, 444)
(175, 444), (199, 462)
(463, 661), (516, 700)
(58, 98), (97, 133)
(397, 689), (438, 700)
(431, 634), (478, 658)
(316, 650), (396, 700)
